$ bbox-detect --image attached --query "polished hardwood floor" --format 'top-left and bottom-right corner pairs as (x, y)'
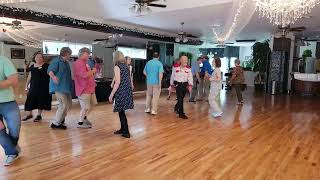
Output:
(1, 88), (320, 180)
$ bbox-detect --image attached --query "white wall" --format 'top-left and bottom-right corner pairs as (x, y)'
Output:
(0, 42), (41, 69)
(239, 46), (252, 61)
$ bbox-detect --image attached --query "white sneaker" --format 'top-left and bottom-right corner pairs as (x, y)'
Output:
(77, 120), (92, 129)
(84, 119), (92, 126)
(4, 155), (20, 166)
(151, 111), (157, 115)
(145, 108), (151, 113)
(212, 112), (223, 118)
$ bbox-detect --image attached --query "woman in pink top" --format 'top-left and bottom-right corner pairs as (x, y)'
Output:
(73, 48), (97, 128)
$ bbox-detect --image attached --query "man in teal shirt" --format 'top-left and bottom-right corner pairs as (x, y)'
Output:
(143, 52), (164, 115)
(0, 56), (21, 166)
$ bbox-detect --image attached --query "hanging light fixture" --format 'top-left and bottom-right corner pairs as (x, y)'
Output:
(129, 3), (151, 15)
(255, 0), (320, 27)
(175, 22), (188, 43)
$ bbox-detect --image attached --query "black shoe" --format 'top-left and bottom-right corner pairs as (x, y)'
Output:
(179, 114), (188, 119)
(22, 115), (33, 121)
(114, 130), (123, 135)
(34, 115), (42, 122)
(50, 123), (67, 130)
(121, 133), (131, 138)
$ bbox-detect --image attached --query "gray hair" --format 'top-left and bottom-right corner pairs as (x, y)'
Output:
(78, 47), (91, 57)
(234, 59), (241, 65)
(60, 47), (72, 57)
(113, 51), (126, 64)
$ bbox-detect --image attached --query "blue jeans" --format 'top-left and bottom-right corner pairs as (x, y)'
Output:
(0, 101), (21, 155)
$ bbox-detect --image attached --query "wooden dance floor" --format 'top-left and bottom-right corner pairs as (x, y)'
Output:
(1, 89), (320, 180)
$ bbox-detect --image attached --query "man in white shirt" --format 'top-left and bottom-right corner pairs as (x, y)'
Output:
(170, 56), (193, 119)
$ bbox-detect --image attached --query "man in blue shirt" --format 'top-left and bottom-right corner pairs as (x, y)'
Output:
(189, 57), (202, 102)
(48, 47), (73, 130)
(199, 55), (213, 101)
(143, 52), (164, 115)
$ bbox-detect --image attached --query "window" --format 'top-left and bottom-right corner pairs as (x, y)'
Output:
(117, 46), (147, 59)
(43, 41), (92, 56)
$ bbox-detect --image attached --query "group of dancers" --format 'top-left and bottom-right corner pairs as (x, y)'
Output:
(0, 47), (245, 166)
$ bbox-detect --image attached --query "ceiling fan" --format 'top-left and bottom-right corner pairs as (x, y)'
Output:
(277, 25), (306, 37)
(129, 0), (167, 15)
(0, 19), (34, 30)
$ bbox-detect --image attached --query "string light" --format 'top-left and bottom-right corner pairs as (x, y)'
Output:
(212, 0), (248, 43)
(6, 32), (41, 48)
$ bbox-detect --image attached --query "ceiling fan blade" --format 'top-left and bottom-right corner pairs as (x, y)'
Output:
(136, 0), (159, 3)
(94, 39), (109, 41)
(289, 27), (306, 32)
(0, 22), (13, 26)
(236, 39), (256, 42)
(21, 25), (35, 27)
(186, 34), (197, 38)
(148, 3), (167, 8)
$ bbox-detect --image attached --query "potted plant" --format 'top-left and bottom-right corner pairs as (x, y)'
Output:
(179, 52), (193, 62)
(252, 41), (270, 90)
(302, 49), (315, 73)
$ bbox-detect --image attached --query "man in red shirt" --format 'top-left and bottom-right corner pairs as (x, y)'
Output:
(73, 48), (97, 128)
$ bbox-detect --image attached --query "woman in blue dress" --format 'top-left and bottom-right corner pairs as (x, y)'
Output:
(109, 51), (134, 138)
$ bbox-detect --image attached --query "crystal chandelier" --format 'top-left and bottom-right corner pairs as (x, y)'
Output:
(175, 22), (188, 43)
(255, 0), (320, 27)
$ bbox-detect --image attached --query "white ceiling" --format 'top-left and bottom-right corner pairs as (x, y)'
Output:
(4, 0), (320, 45)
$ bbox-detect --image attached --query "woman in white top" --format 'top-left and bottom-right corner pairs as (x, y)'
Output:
(208, 57), (223, 118)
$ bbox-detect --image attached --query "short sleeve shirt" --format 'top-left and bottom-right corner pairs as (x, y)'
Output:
(0, 56), (17, 103)
(191, 61), (200, 76)
(47, 56), (73, 94)
(143, 58), (164, 85)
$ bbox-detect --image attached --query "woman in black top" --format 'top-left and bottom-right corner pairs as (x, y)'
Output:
(22, 52), (52, 122)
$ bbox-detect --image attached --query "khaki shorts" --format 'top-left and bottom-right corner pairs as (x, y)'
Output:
(78, 93), (98, 110)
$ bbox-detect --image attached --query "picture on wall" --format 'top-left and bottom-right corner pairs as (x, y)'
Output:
(11, 48), (25, 59)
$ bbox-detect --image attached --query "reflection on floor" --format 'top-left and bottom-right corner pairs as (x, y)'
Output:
(1, 88), (320, 179)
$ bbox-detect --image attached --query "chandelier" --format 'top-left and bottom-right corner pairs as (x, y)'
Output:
(175, 22), (188, 43)
(255, 0), (320, 27)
